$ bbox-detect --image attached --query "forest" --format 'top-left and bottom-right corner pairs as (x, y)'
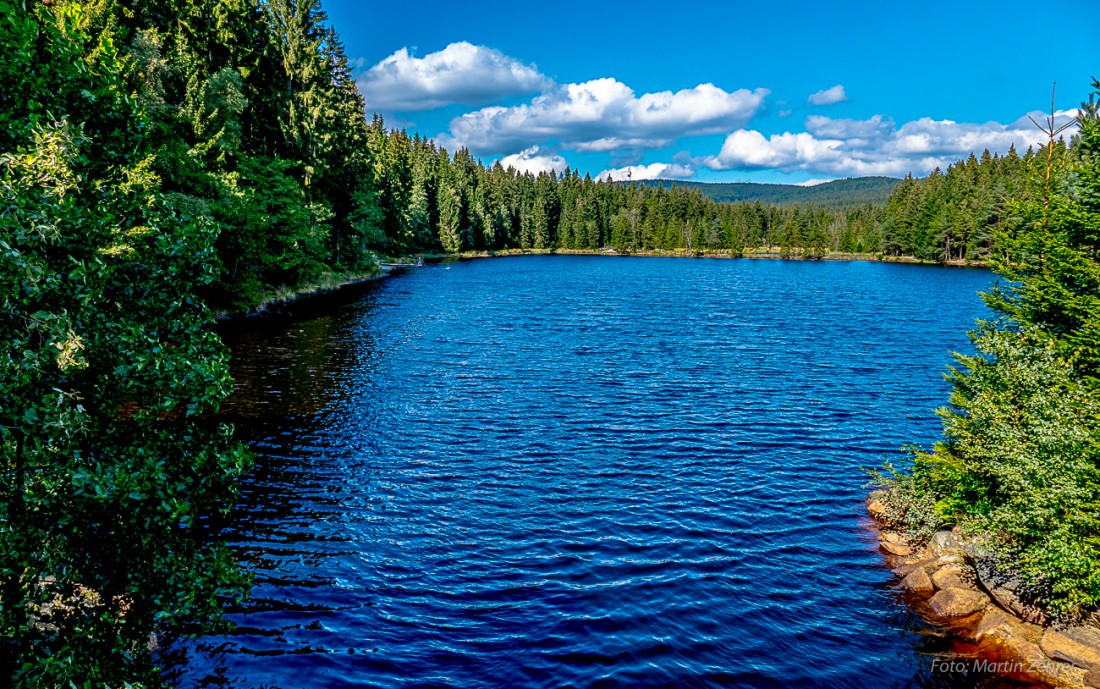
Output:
(1, 0), (1097, 686)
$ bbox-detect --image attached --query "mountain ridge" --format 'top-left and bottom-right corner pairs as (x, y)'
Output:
(633, 176), (902, 209)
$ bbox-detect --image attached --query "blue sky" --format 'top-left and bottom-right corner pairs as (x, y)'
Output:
(325, 0), (1097, 184)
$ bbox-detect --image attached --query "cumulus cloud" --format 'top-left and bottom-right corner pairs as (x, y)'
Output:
(597, 162), (696, 182)
(807, 85), (848, 106)
(445, 79), (769, 155)
(705, 109), (1080, 177)
(498, 146), (569, 175)
(359, 42), (549, 111)
(805, 114), (893, 139)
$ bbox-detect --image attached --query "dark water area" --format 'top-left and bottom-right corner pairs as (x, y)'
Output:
(168, 256), (1027, 688)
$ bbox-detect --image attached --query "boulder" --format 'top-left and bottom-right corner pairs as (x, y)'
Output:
(1085, 666), (1100, 688)
(987, 585), (1047, 626)
(880, 540), (912, 557)
(880, 531), (906, 544)
(929, 587), (989, 618)
(1041, 627), (1100, 670)
(980, 615), (1047, 670)
(967, 552), (1049, 626)
(892, 557), (938, 578)
(975, 609), (1009, 640)
(931, 564), (973, 591)
(929, 530), (962, 556)
(901, 567), (935, 593)
(867, 498), (888, 520)
(934, 553), (966, 567)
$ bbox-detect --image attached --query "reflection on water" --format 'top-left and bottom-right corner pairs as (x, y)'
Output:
(169, 257), (1038, 688)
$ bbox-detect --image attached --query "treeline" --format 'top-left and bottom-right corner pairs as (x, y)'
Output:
(12, 0), (1071, 318)
(879, 144), (1061, 262)
(363, 123), (889, 260)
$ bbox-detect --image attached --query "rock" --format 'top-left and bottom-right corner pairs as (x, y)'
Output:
(893, 557), (938, 578)
(980, 615), (1047, 670)
(934, 553), (966, 567)
(929, 530), (961, 556)
(1041, 627), (1100, 670)
(880, 531), (906, 544)
(867, 498), (888, 520)
(880, 540), (912, 557)
(963, 538), (996, 562)
(987, 586), (1047, 626)
(1085, 666), (1100, 688)
(975, 609), (1009, 640)
(929, 587), (989, 618)
(932, 564), (972, 591)
(1045, 666), (1089, 688)
(901, 567), (935, 593)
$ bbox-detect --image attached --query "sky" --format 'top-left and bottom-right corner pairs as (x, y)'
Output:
(324, 0), (1098, 184)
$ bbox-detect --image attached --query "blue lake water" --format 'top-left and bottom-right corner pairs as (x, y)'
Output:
(170, 256), (1016, 688)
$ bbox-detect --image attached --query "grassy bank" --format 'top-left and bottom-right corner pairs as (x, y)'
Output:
(215, 265), (385, 320)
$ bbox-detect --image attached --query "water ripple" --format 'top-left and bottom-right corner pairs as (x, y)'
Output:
(171, 257), (1000, 689)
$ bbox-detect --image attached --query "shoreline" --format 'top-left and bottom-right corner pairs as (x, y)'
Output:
(215, 246), (989, 321)
(214, 267), (389, 322)
(420, 246), (989, 266)
(867, 496), (1100, 688)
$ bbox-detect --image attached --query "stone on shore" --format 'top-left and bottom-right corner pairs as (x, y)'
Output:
(1040, 627), (1100, 670)
(867, 498), (888, 520)
(931, 564), (971, 591)
(975, 609), (1009, 640)
(892, 557), (937, 578)
(980, 615), (1047, 671)
(929, 530), (961, 556)
(901, 567), (934, 593)
(929, 587), (989, 618)
(1085, 665), (1100, 688)
(934, 552), (966, 567)
(987, 585), (1046, 626)
(880, 540), (912, 557)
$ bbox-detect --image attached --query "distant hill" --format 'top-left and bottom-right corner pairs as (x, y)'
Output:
(635, 176), (902, 209)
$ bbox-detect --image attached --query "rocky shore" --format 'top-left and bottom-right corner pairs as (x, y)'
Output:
(868, 496), (1100, 688)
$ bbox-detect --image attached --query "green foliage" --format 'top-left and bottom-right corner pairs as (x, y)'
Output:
(878, 146), (1030, 261)
(0, 3), (251, 685)
(875, 82), (1100, 619)
(866, 467), (943, 544)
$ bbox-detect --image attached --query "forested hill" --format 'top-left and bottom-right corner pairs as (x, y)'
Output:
(637, 177), (901, 209)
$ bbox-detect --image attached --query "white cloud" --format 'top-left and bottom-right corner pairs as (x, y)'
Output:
(596, 162), (696, 182)
(706, 109), (1080, 177)
(807, 84), (848, 106)
(445, 79), (769, 155)
(498, 146), (569, 175)
(358, 42), (549, 112)
(805, 114), (893, 139)
(795, 178), (833, 187)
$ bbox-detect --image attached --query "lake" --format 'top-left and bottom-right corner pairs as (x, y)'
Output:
(170, 255), (1008, 688)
